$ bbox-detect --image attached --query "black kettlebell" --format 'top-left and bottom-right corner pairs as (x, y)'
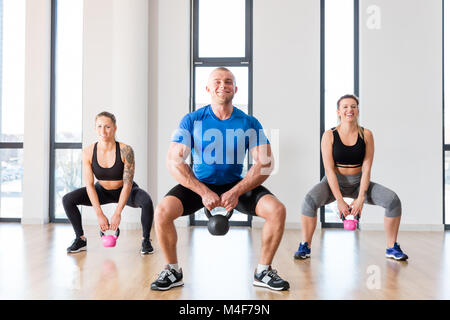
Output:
(204, 207), (234, 236)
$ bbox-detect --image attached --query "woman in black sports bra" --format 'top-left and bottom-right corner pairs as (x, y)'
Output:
(62, 112), (154, 255)
(294, 94), (408, 261)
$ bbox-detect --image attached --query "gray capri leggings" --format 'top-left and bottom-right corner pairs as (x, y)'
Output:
(301, 172), (401, 218)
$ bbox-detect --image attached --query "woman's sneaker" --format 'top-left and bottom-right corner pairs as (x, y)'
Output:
(150, 265), (184, 291)
(141, 238), (154, 255)
(386, 242), (409, 261)
(67, 237), (87, 253)
(253, 267), (290, 291)
(294, 242), (311, 259)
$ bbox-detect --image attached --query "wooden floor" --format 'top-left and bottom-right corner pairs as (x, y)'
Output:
(0, 222), (449, 300)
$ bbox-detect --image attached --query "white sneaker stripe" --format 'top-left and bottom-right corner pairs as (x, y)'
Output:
(168, 274), (177, 282)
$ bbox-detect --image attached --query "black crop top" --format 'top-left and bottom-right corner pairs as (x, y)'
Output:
(332, 127), (365, 168)
(92, 142), (124, 181)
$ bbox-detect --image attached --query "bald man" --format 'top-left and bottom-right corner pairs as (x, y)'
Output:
(150, 67), (289, 291)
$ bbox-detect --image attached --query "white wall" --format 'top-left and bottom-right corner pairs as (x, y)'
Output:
(148, 0), (191, 226)
(359, 0), (442, 230)
(82, 0), (149, 229)
(22, 0), (51, 224)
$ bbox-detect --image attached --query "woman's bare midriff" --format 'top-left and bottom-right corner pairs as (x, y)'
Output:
(98, 180), (124, 190)
(334, 165), (362, 176)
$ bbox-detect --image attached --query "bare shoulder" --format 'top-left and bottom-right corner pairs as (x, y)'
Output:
(118, 142), (135, 163)
(118, 141), (132, 150)
(363, 128), (374, 141)
(322, 129), (334, 143)
(363, 127), (373, 136)
(82, 143), (95, 161)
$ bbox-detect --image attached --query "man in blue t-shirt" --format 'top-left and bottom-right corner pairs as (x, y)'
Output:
(150, 67), (289, 292)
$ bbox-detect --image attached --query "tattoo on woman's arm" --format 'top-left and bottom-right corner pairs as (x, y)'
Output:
(121, 145), (135, 184)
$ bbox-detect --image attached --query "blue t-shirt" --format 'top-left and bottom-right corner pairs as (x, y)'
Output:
(171, 105), (270, 185)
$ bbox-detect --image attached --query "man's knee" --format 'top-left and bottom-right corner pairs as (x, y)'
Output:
(258, 196), (286, 225)
(154, 197), (182, 225)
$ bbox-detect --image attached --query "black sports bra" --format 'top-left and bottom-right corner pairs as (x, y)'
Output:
(91, 142), (124, 181)
(332, 127), (366, 168)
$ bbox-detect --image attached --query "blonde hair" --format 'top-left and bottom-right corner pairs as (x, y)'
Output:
(336, 94), (364, 139)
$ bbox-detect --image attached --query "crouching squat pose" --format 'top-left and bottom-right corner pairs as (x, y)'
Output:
(151, 67), (289, 291)
(63, 112), (154, 255)
(294, 94), (408, 261)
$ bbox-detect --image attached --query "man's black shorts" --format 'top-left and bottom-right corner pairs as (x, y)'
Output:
(165, 179), (273, 216)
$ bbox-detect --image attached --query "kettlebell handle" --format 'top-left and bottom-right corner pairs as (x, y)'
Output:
(100, 228), (120, 238)
(340, 212), (360, 221)
(204, 207), (234, 220)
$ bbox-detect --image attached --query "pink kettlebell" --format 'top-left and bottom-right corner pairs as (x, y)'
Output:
(341, 214), (359, 231)
(100, 228), (120, 247)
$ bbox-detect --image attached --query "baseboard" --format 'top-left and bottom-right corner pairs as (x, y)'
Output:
(359, 223), (444, 231)
(21, 218), (49, 225)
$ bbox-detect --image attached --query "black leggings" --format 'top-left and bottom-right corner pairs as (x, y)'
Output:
(62, 182), (154, 239)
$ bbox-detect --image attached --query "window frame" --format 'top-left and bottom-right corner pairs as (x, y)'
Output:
(443, 0), (449, 230)
(189, 0), (254, 227)
(49, 0), (83, 223)
(320, 0), (360, 228)
(0, 0), (24, 222)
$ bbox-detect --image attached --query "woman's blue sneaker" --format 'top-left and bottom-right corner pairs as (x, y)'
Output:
(294, 242), (311, 259)
(386, 242), (408, 261)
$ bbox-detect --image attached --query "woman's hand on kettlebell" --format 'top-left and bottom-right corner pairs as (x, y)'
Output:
(97, 213), (110, 232)
(202, 190), (221, 211)
(350, 197), (364, 218)
(110, 213), (121, 231)
(220, 190), (239, 213)
(337, 199), (350, 218)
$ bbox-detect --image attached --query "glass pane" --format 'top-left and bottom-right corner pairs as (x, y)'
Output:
(198, 0), (246, 58)
(324, 0), (354, 223)
(446, 152), (450, 225)
(0, 149), (23, 218)
(446, 0), (450, 144)
(55, 0), (83, 143)
(0, 0), (25, 142)
(195, 66), (248, 113)
(324, 0), (354, 131)
(54, 149), (82, 219)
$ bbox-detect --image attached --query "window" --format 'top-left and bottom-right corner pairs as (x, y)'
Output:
(49, 0), (83, 222)
(320, 0), (359, 227)
(190, 0), (253, 226)
(0, 0), (25, 221)
(444, 0), (449, 228)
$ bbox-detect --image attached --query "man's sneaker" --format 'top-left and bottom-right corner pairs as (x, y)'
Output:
(67, 237), (87, 253)
(253, 267), (290, 291)
(386, 242), (409, 261)
(150, 265), (184, 291)
(294, 242), (311, 259)
(141, 238), (154, 255)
